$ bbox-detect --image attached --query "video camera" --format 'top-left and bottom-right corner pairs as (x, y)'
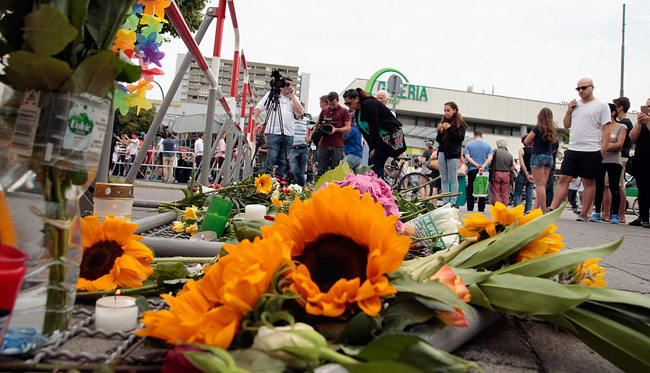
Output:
(270, 69), (290, 92)
(311, 116), (334, 145)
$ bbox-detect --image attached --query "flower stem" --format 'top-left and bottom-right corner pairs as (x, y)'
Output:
(319, 348), (359, 365)
(75, 284), (161, 299)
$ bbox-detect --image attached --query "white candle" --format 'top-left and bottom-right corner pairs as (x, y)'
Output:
(190, 231), (217, 241)
(95, 296), (138, 332)
(245, 204), (266, 221)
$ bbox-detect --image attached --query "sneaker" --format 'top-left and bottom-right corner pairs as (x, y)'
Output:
(589, 213), (602, 222)
(153, 177), (162, 181)
(629, 218), (644, 226)
(576, 214), (589, 222)
(643, 222), (650, 229)
(611, 215), (620, 224)
(572, 208), (580, 215)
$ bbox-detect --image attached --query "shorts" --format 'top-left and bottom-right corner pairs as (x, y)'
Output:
(560, 150), (602, 180)
(530, 153), (554, 168)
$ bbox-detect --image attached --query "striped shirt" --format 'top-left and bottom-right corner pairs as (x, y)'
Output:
(293, 119), (310, 146)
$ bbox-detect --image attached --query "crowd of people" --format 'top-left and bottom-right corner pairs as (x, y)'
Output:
(114, 76), (649, 227)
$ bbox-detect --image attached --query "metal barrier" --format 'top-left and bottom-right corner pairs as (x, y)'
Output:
(113, 0), (256, 188)
(110, 148), (238, 184)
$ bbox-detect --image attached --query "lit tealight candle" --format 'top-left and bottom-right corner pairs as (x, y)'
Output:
(245, 204), (266, 221)
(190, 231), (217, 241)
(95, 296), (138, 332)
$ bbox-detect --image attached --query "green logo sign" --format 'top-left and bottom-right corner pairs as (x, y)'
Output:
(67, 113), (94, 136)
(364, 68), (428, 102)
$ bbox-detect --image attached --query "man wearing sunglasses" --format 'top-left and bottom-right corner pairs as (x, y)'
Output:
(549, 78), (612, 221)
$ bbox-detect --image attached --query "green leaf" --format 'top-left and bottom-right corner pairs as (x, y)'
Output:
(562, 285), (650, 310)
(391, 273), (471, 313)
(496, 236), (623, 278)
(23, 4), (78, 56)
(134, 296), (150, 313)
(467, 284), (493, 311)
(451, 206), (564, 269)
(356, 334), (423, 362)
(399, 340), (483, 372)
(314, 160), (353, 191)
(561, 307), (650, 371)
(337, 311), (381, 345)
(384, 298), (438, 323)
(345, 361), (422, 373)
(69, 0), (90, 46)
(233, 219), (272, 242)
(152, 262), (191, 282)
(85, 0), (132, 50)
(477, 273), (587, 315)
(61, 50), (115, 97)
(184, 352), (232, 373)
(5, 50), (71, 91)
(451, 267), (492, 286)
(230, 349), (286, 373)
(114, 52), (142, 83)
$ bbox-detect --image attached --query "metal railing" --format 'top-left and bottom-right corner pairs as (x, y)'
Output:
(98, 1), (257, 189)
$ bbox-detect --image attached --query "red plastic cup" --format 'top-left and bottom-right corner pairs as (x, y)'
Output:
(0, 244), (28, 345)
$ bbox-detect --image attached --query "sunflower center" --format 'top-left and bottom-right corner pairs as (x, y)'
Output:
(79, 240), (124, 281)
(298, 234), (368, 292)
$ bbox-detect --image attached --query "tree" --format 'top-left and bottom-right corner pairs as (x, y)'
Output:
(161, 0), (209, 38)
(117, 106), (157, 136)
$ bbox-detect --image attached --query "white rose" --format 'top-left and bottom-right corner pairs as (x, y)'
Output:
(252, 322), (316, 352)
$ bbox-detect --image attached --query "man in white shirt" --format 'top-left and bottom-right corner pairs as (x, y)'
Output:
(194, 133), (204, 179)
(253, 76), (303, 178)
(549, 77), (612, 221)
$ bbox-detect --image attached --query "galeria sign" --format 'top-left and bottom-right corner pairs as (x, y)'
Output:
(365, 68), (428, 102)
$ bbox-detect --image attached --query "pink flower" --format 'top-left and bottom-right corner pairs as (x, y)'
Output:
(162, 345), (205, 373)
(321, 171), (402, 230)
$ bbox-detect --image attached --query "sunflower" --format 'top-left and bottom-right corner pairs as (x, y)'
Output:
(77, 215), (154, 292)
(574, 258), (607, 287)
(255, 174), (273, 195)
(261, 184), (410, 317)
(137, 233), (293, 348)
(459, 203), (564, 263)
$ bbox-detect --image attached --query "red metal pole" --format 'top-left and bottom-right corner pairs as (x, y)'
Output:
(166, 1), (209, 71)
(249, 106), (255, 142)
(230, 50), (240, 98)
(213, 0), (227, 58)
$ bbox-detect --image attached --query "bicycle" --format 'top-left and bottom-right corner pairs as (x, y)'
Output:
(384, 157), (434, 200)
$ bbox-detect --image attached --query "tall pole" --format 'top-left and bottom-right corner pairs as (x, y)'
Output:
(620, 3), (626, 98)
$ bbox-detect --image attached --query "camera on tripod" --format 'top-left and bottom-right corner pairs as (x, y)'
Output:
(270, 69), (290, 91)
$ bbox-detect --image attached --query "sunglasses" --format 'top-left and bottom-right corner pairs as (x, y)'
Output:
(344, 101), (353, 106)
(575, 85), (592, 91)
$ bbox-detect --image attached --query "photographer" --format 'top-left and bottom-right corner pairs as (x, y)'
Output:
(316, 91), (351, 175)
(254, 75), (303, 179)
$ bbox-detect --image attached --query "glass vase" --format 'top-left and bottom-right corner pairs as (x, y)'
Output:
(0, 85), (109, 351)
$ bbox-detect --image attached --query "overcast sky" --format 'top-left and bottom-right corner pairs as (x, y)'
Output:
(154, 0), (650, 116)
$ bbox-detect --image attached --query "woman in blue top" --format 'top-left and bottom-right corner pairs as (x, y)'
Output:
(524, 107), (557, 212)
(342, 88), (402, 179)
